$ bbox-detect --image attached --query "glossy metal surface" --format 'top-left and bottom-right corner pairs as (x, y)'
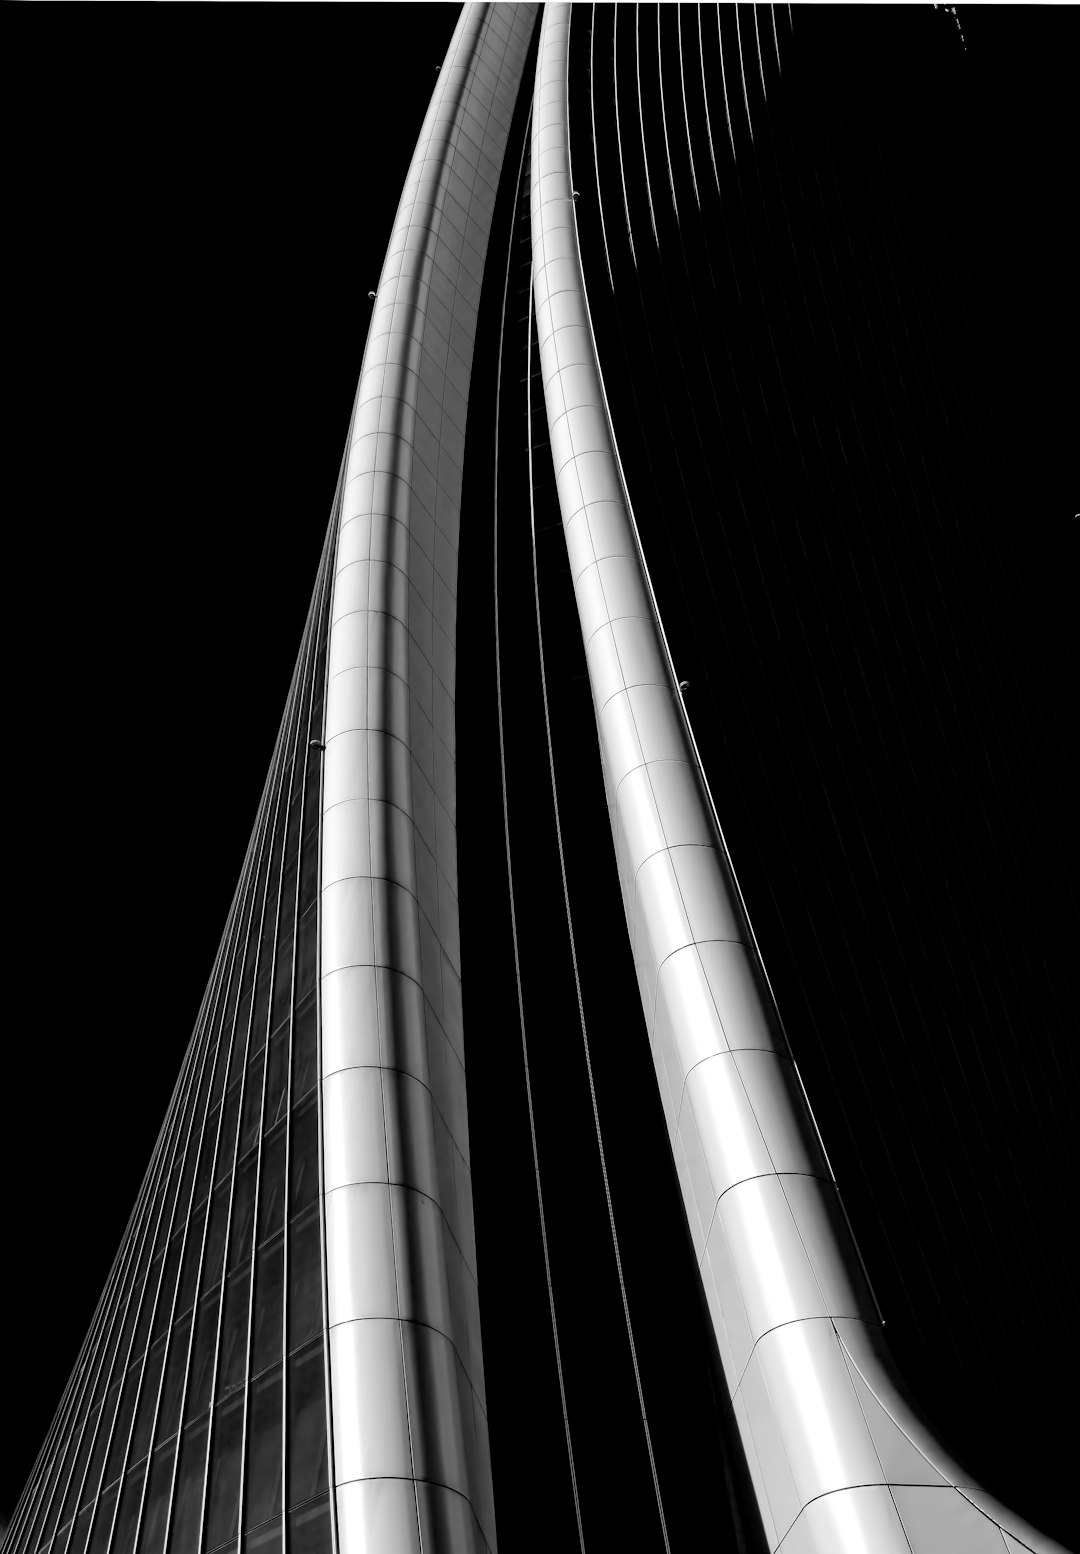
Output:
(319, 7), (537, 1552)
(528, 7), (1067, 1552)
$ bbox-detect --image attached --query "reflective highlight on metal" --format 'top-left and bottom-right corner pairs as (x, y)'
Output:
(528, 7), (1068, 1552)
(320, 6), (537, 1552)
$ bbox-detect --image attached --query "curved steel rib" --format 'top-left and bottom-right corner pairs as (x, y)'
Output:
(320, 8), (537, 1551)
(528, 7), (1065, 1552)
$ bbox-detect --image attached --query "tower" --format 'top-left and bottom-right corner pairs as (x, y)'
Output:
(5, 5), (1075, 1554)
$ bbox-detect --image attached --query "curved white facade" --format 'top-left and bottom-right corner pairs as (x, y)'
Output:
(319, 7), (537, 1552)
(528, 8), (1067, 1553)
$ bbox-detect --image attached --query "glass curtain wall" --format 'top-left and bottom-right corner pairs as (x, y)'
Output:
(8, 492), (340, 1554)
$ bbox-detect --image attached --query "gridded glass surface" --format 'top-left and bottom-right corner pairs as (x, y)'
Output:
(9, 497), (338, 1554)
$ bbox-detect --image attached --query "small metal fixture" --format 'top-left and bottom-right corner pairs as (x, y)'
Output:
(367, 290), (377, 300)
(309, 739), (326, 751)
(678, 680), (690, 693)
(571, 189), (581, 200)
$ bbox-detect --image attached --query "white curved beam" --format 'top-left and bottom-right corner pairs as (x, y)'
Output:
(528, 8), (1065, 1552)
(320, 8), (537, 1552)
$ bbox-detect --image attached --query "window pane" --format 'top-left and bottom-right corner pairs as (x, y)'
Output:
(131, 1334), (167, 1462)
(228, 1154), (258, 1269)
(270, 933), (294, 1034)
(298, 835), (318, 917)
(287, 1492), (330, 1554)
(288, 1097), (318, 1217)
(287, 1211), (322, 1354)
(151, 1232), (184, 1343)
(203, 1181), (230, 1292)
(250, 963), (272, 1054)
(111, 1458), (147, 1554)
(243, 1366), (282, 1530)
(175, 1200), (206, 1320)
(217, 1262), (252, 1399)
(294, 908), (317, 1006)
(243, 1515), (281, 1552)
(286, 1341), (328, 1506)
(263, 1033), (289, 1133)
(167, 1417), (208, 1554)
(184, 1285), (221, 1426)
(256, 1128), (287, 1245)
(252, 1237), (284, 1377)
(204, 1392), (244, 1551)
(85, 1481), (118, 1554)
(84, 1376), (120, 1501)
(291, 998), (317, 1104)
(137, 1437), (176, 1554)
(216, 1081), (243, 1184)
(239, 1051), (266, 1159)
(157, 1312), (191, 1443)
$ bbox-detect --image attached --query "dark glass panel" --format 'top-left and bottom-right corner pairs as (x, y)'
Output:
(263, 1034), (289, 1133)
(131, 1333), (167, 1462)
(67, 1500), (94, 1554)
(111, 1457), (147, 1554)
(270, 933), (294, 1035)
(217, 1262), (252, 1399)
(106, 1359), (138, 1488)
(291, 996), (317, 1106)
(184, 1284), (221, 1425)
(176, 1115), (201, 1224)
(157, 1311), (191, 1442)
(50, 1398), (99, 1547)
(215, 1081), (242, 1185)
(250, 964), (273, 1058)
(176, 1199), (206, 1319)
(129, 1261), (157, 1364)
(227, 996), (251, 1089)
(229, 1154), (259, 1268)
(251, 1236), (284, 1377)
(193, 1107), (219, 1210)
(298, 833), (319, 916)
(242, 1514), (281, 1552)
(278, 855), (298, 925)
(239, 1051), (267, 1158)
(203, 1180), (230, 1291)
(151, 1231), (184, 1342)
(287, 1097), (318, 1216)
(256, 1128), (287, 1244)
(85, 1376), (121, 1499)
(287, 1211), (322, 1354)
(204, 1392), (244, 1552)
(301, 755), (321, 843)
(283, 777), (303, 860)
(137, 1437), (176, 1554)
(286, 1342), (328, 1506)
(243, 1366), (282, 1530)
(294, 908), (317, 1005)
(286, 1492), (330, 1554)
(85, 1480), (118, 1554)
(166, 1416), (209, 1554)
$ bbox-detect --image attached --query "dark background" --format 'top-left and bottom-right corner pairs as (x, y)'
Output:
(3, 4), (1076, 1549)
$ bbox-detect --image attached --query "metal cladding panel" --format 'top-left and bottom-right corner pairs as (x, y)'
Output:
(320, 6), (537, 1553)
(528, 8), (1068, 1554)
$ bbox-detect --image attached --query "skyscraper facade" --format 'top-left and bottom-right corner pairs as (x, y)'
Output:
(6, 6), (1075, 1554)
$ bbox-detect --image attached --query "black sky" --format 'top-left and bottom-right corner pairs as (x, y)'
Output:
(4, 4), (1076, 1548)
